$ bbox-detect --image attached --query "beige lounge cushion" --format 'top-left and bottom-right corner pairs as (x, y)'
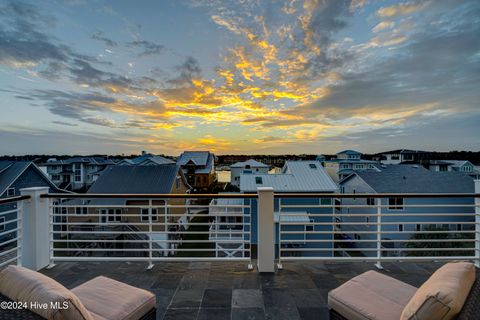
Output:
(401, 261), (476, 320)
(0, 265), (93, 320)
(328, 270), (417, 320)
(72, 276), (156, 320)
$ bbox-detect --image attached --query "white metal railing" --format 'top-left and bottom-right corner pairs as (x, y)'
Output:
(46, 195), (253, 268)
(0, 196), (28, 268)
(277, 192), (480, 269)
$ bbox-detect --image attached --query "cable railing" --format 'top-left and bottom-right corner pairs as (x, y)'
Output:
(0, 195), (29, 268)
(41, 193), (254, 268)
(277, 193), (480, 268)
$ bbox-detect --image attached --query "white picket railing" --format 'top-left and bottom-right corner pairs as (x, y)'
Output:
(0, 195), (28, 268)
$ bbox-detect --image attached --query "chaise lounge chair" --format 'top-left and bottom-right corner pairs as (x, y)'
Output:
(0, 265), (156, 320)
(328, 261), (480, 320)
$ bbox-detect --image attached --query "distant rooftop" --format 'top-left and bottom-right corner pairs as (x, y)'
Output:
(177, 151), (213, 167)
(342, 164), (474, 193)
(380, 149), (428, 155)
(43, 157), (116, 165)
(336, 149), (362, 155)
(231, 159), (269, 168)
(240, 161), (337, 193)
(88, 164), (183, 194)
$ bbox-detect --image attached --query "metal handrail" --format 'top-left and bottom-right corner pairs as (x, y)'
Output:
(0, 195), (30, 205)
(40, 192), (480, 199)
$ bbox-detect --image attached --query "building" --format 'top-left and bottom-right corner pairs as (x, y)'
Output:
(379, 149), (429, 165)
(426, 160), (480, 179)
(117, 153), (174, 166)
(1, 161), (64, 243)
(230, 159), (269, 188)
(239, 161), (338, 257)
(42, 157), (117, 192)
(338, 165), (475, 257)
(176, 151), (216, 192)
(63, 164), (191, 256)
(323, 150), (380, 182)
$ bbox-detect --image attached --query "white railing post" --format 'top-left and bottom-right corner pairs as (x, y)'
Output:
(257, 187), (275, 273)
(147, 199), (153, 269)
(375, 197), (383, 269)
(475, 180), (480, 268)
(19, 187), (50, 271)
(16, 202), (23, 266)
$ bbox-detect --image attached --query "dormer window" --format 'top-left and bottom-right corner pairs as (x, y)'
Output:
(255, 177), (263, 184)
(6, 188), (15, 197)
(309, 164), (317, 169)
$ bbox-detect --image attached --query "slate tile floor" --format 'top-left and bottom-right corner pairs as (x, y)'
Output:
(39, 260), (441, 320)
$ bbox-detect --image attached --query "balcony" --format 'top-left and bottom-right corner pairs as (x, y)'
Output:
(0, 185), (479, 319)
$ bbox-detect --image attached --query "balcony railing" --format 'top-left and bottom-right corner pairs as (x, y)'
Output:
(0, 195), (29, 268)
(0, 186), (479, 273)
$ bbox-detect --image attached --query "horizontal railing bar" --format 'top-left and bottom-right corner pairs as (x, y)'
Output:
(0, 237), (20, 247)
(281, 204), (479, 208)
(278, 193), (480, 198)
(281, 230), (476, 234)
(51, 230), (246, 234)
(280, 213), (479, 217)
(51, 257), (250, 262)
(52, 222), (247, 226)
(50, 213), (249, 218)
(280, 247), (475, 251)
(0, 247), (19, 257)
(51, 205), (251, 209)
(281, 222), (478, 226)
(280, 239), (476, 243)
(53, 239), (249, 243)
(0, 256), (19, 268)
(0, 209), (21, 217)
(0, 195), (30, 205)
(53, 248), (249, 252)
(42, 193), (258, 199)
(0, 228), (18, 237)
(279, 256), (474, 262)
(0, 218), (20, 227)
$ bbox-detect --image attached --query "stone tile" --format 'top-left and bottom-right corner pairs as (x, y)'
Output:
(169, 289), (204, 308)
(290, 289), (326, 308)
(265, 306), (301, 320)
(152, 288), (176, 309)
(262, 288), (296, 309)
(297, 307), (329, 320)
(233, 274), (261, 289)
(152, 274), (183, 289)
(197, 307), (231, 320)
(232, 289), (264, 308)
(310, 273), (340, 291)
(207, 274), (234, 289)
(232, 307), (266, 320)
(163, 308), (199, 320)
(201, 288), (233, 308)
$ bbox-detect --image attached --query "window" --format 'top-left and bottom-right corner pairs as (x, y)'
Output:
(74, 163), (81, 182)
(416, 224), (422, 232)
(457, 224), (462, 231)
(243, 170), (252, 174)
(52, 174), (61, 181)
(354, 164), (363, 169)
(6, 188), (15, 197)
(255, 177), (263, 184)
(309, 163), (317, 169)
(398, 224), (404, 232)
(365, 217), (369, 223)
(388, 198), (404, 210)
(176, 177), (180, 189)
(306, 225), (314, 232)
(0, 217), (5, 232)
(366, 198), (375, 206)
(340, 186), (345, 194)
(141, 208), (157, 221)
(75, 207), (87, 215)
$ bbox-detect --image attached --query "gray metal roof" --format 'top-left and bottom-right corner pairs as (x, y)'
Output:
(177, 151), (214, 174)
(343, 165), (474, 193)
(231, 159), (268, 168)
(138, 155), (175, 165)
(336, 149), (362, 155)
(240, 161), (338, 193)
(43, 157), (116, 165)
(0, 161), (60, 196)
(88, 164), (183, 194)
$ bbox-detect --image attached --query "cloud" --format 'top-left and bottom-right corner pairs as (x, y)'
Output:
(127, 40), (164, 56)
(372, 21), (395, 32)
(91, 31), (117, 47)
(377, 2), (422, 18)
(52, 120), (79, 126)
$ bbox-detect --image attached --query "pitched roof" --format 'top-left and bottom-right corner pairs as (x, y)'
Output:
(43, 157), (116, 165)
(380, 149), (428, 155)
(231, 159), (268, 168)
(177, 151), (211, 166)
(342, 165), (474, 193)
(336, 149), (362, 155)
(438, 160), (472, 168)
(137, 155), (175, 165)
(240, 161), (337, 193)
(88, 164), (185, 194)
(0, 161), (60, 196)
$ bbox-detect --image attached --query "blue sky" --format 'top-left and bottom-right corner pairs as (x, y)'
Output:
(0, 0), (479, 155)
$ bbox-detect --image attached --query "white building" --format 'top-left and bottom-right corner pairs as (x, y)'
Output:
(230, 159), (269, 188)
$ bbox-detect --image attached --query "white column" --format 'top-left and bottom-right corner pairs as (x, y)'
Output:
(257, 187), (274, 273)
(20, 187), (50, 271)
(475, 180), (480, 268)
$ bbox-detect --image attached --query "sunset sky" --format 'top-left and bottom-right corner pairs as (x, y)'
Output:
(0, 0), (479, 155)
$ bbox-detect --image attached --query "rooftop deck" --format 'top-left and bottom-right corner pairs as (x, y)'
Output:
(40, 260), (441, 320)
